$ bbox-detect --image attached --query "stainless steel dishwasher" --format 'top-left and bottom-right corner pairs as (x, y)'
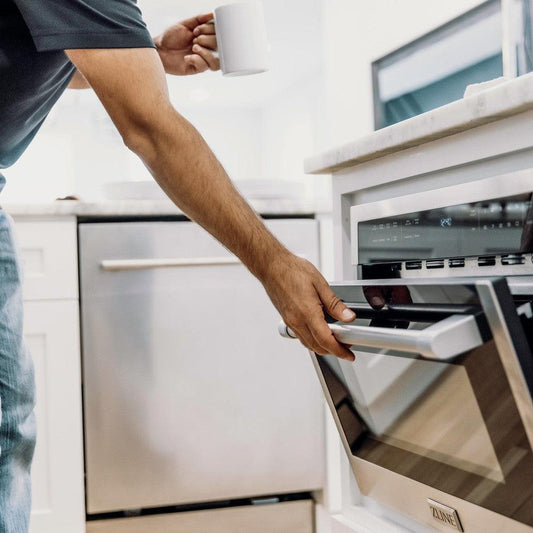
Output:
(78, 217), (324, 527)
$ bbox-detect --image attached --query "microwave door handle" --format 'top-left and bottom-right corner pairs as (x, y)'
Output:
(278, 314), (483, 361)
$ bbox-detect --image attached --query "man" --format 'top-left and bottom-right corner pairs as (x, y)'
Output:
(0, 1), (356, 530)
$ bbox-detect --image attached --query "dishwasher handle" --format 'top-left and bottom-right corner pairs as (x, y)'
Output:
(278, 314), (484, 361)
(101, 257), (241, 271)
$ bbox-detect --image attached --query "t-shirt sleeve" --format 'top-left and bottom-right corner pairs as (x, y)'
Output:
(13, 0), (155, 52)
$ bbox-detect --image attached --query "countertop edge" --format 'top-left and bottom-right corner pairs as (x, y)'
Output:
(305, 73), (533, 175)
(2, 199), (331, 218)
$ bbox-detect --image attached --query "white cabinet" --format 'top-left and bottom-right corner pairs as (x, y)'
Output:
(15, 217), (78, 301)
(26, 301), (85, 533)
(11, 216), (85, 533)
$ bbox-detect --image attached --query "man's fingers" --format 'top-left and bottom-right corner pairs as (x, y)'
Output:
(287, 319), (352, 361)
(390, 285), (413, 304)
(193, 34), (217, 51)
(182, 13), (213, 31)
(192, 44), (220, 71)
(363, 285), (412, 309)
(184, 54), (209, 74)
(307, 316), (355, 361)
(193, 23), (216, 36)
(363, 286), (387, 309)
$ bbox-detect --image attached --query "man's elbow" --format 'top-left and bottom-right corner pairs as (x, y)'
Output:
(122, 125), (157, 162)
(120, 109), (192, 165)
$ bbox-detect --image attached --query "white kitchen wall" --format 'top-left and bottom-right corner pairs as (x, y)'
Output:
(180, 105), (263, 183)
(2, 90), (129, 202)
(1, 90), (265, 202)
(322, 0), (487, 148)
(259, 72), (326, 204)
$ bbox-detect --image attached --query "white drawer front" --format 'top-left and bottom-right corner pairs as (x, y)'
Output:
(86, 500), (314, 533)
(13, 217), (78, 301)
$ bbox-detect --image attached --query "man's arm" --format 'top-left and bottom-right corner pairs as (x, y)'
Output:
(65, 47), (356, 360)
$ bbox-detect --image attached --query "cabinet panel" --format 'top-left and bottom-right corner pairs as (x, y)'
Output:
(13, 217), (78, 301)
(27, 300), (85, 533)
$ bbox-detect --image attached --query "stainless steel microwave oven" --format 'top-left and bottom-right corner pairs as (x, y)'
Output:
(283, 174), (533, 532)
(313, 277), (533, 533)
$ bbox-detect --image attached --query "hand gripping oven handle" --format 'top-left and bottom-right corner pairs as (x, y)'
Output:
(278, 314), (483, 361)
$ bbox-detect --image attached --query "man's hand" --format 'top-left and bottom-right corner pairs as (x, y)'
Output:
(153, 13), (220, 75)
(262, 253), (356, 361)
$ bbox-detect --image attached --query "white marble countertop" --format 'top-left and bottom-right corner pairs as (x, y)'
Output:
(1, 198), (323, 217)
(305, 73), (533, 174)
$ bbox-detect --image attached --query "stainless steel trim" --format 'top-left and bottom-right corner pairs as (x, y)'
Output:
(507, 275), (533, 294)
(100, 257), (241, 271)
(350, 170), (533, 270)
(279, 313), (483, 361)
(476, 279), (533, 449)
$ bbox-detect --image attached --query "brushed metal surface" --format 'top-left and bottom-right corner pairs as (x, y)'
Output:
(476, 279), (533, 449)
(79, 219), (324, 513)
(100, 256), (241, 271)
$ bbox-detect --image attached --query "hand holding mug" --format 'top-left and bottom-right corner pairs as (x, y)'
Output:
(154, 13), (220, 76)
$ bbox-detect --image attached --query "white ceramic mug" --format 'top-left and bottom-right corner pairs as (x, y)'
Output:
(214, 1), (269, 77)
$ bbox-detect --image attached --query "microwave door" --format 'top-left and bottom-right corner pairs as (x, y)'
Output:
(288, 278), (533, 528)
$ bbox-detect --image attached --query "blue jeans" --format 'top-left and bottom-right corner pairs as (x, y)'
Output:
(0, 178), (36, 532)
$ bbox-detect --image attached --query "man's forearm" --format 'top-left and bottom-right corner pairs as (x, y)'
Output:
(128, 109), (289, 281)
(65, 47), (356, 360)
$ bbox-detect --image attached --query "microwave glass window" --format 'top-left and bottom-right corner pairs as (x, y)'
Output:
(372, 0), (533, 129)
(373, 0), (533, 130)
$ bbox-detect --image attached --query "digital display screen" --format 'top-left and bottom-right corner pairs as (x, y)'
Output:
(358, 193), (533, 264)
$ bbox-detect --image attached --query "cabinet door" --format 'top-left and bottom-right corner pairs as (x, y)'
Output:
(26, 300), (85, 533)
(13, 217), (78, 301)
(79, 219), (325, 514)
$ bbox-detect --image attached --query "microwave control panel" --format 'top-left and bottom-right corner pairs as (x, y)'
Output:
(354, 192), (533, 279)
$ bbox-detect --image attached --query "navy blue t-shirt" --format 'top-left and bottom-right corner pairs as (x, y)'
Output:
(0, 0), (154, 170)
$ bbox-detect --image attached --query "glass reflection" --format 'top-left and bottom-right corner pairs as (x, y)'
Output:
(521, 195), (533, 252)
(358, 192), (533, 264)
(317, 281), (533, 526)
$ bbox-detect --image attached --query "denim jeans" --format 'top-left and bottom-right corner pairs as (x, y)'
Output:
(0, 175), (36, 532)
